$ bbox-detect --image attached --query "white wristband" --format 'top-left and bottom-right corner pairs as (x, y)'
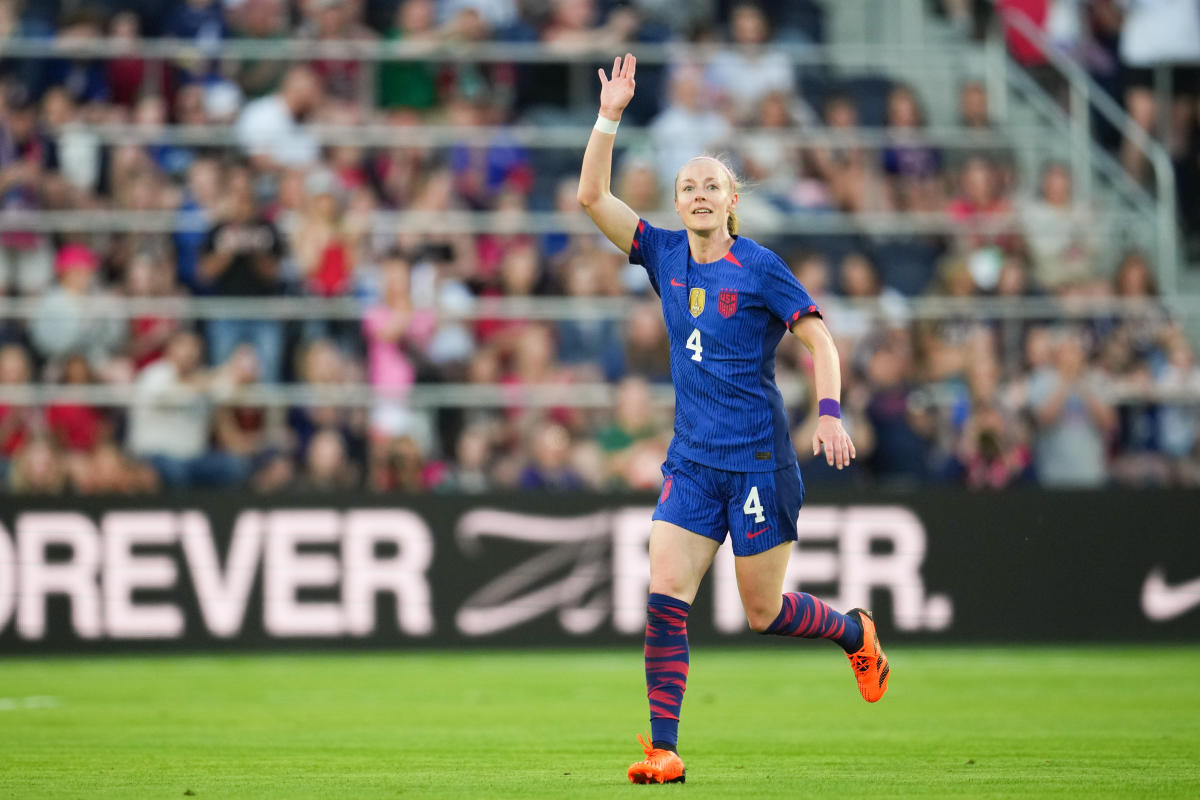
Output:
(594, 114), (620, 135)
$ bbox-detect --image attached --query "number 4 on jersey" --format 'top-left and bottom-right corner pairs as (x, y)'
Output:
(743, 486), (765, 522)
(686, 328), (703, 362)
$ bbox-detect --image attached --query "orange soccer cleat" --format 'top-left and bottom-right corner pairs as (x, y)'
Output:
(845, 608), (890, 703)
(626, 732), (686, 784)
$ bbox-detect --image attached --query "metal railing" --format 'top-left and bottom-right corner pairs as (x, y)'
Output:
(994, 6), (1179, 290)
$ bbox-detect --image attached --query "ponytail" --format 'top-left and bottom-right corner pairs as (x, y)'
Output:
(727, 208), (739, 236)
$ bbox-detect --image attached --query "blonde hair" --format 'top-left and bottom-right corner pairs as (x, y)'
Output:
(674, 155), (741, 236)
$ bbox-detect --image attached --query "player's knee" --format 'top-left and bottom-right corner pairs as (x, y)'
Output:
(745, 607), (778, 634)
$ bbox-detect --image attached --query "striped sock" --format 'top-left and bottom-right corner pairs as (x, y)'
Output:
(764, 592), (861, 652)
(644, 593), (690, 750)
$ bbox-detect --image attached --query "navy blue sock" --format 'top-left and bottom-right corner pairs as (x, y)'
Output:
(764, 592), (861, 652)
(645, 593), (690, 750)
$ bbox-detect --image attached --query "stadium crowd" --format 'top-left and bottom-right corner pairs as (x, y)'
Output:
(0, 0), (1197, 495)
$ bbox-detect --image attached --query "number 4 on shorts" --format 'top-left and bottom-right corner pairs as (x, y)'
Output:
(743, 486), (765, 522)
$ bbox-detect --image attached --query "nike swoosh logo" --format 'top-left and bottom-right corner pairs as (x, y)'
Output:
(1141, 567), (1200, 621)
(670, 278), (686, 287)
(747, 526), (769, 539)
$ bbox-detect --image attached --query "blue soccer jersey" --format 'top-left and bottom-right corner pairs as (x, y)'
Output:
(629, 219), (821, 473)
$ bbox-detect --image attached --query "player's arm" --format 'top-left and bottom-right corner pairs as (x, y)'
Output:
(577, 54), (639, 254)
(792, 314), (856, 470)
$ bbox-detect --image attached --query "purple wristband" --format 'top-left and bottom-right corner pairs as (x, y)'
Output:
(818, 398), (841, 419)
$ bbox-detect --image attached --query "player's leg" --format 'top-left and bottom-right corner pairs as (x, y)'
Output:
(733, 542), (859, 649)
(728, 464), (889, 701)
(645, 518), (720, 733)
(629, 463), (724, 784)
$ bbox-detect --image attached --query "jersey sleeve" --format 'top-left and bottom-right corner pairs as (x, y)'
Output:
(761, 252), (822, 329)
(627, 219), (672, 295)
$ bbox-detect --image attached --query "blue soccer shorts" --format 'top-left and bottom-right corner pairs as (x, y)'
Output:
(652, 455), (805, 557)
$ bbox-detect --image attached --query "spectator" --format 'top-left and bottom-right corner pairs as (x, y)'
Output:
(7, 436), (66, 493)
(648, 65), (732, 189)
(296, 427), (360, 490)
(45, 352), (108, 458)
(28, 244), (128, 380)
(519, 420), (585, 489)
(1157, 329), (1200, 484)
(705, 1), (796, 120)
(296, 0), (378, 103)
(0, 342), (36, 470)
(0, 87), (56, 296)
(289, 168), (365, 297)
(809, 93), (890, 214)
(378, 0), (441, 111)
(125, 249), (183, 372)
(198, 163), (286, 381)
(363, 254), (437, 451)
(595, 376), (668, 489)
(234, 64), (322, 170)
(288, 337), (367, 472)
(439, 423), (494, 492)
(229, 0), (291, 99)
(212, 343), (285, 471)
(946, 155), (1019, 255)
(882, 85), (944, 212)
(1027, 331), (1116, 487)
(1020, 162), (1095, 290)
(126, 329), (251, 488)
(863, 334), (935, 482)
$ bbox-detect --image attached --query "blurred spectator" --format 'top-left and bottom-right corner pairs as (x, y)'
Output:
(45, 352), (108, 456)
(519, 420), (585, 489)
(29, 244), (128, 380)
(234, 64), (322, 170)
(370, 433), (438, 491)
(0, 87), (56, 296)
(649, 65), (732, 189)
(705, 1), (796, 120)
(289, 337), (367, 470)
(165, 0), (226, 44)
(289, 168), (366, 297)
(363, 253), (437, 449)
(36, 8), (108, 105)
(212, 343), (285, 469)
(739, 90), (804, 203)
(556, 250), (625, 380)
(378, 0), (441, 111)
(953, 79), (1016, 188)
(7, 435), (66, 493)
(946, 155), (1019, 255)
(199, 163), (285, 381)
(439, 423), (494, 492)
(1027, 331), (1116, 487)
(296, 0), (378, 103)
(0, 342), (36, 468)
(595, 376), (667, 489)
(810, 93), (889, 214)
(173, 156), (222, 292)
(1020, 162), (1095, 290)
(862, 335), (935, 482)
(296, 426), (360, 490)
(125, 249), (183, 372)
(229, 0), (291, 99)
(882, 85), (944, 212)
(622, 300), (671, 382)
(126, 329), (251, 488)
(105, 11), (151, 109)
(1157, 329), (1200, 484)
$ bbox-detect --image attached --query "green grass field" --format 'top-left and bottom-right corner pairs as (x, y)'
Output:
(1, 646), (1198, 799)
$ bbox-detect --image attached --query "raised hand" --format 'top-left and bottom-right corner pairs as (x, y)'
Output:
(598, 53), (636, 120)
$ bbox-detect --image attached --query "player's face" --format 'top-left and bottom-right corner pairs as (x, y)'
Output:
(673, 159), (737, 235)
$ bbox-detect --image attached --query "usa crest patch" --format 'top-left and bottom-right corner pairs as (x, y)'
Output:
(718, 288), (738, 318)
(689, 288), (705, 318)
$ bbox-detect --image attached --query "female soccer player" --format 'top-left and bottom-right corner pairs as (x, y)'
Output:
(577, 55), (890, 785)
